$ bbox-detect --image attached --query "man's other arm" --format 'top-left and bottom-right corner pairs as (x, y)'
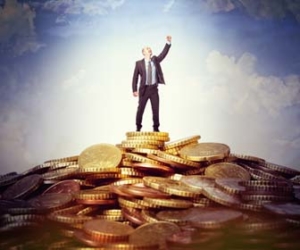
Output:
(132, 62), (139, 97)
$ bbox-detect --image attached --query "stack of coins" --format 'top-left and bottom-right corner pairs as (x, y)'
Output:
(0, 132), (300, 249)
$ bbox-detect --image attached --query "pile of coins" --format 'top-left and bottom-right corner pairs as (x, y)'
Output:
(1, 131), (300, 250)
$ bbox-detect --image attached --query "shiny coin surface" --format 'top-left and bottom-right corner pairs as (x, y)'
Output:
(129, 221), (180, 249)
(205, 162), (251, 181)
(179, 142), (230, 162)
(43, 180), (81, 194)
(180, 175), (215, 192)
(142, 176), (201, 198)
(215, 178), (246, 194)
(164, 135), (201, 150)
(73, 229), (104, 247)
(132, 162), (174, 175)
(28, 193), (73, 212)
(2, 174), (43, 199)
(83, 219), (134, 242)
(262, 202), (300, 218)
(78, 144), (122, 169)
(202, 186), (242, 207)
(184, 207), (244, 229)
(121, 183), (171, 198)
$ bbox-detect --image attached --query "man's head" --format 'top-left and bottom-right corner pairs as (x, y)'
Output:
(142, 46), (152, 58)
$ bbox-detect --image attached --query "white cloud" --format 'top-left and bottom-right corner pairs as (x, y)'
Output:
(204, 50), (300, 117)
(185, 0), (300, 22)
(163, 0), (176, 13)
(62, 68), (87, 90)
(42, 0), (125, 16)
(275, 137), (300, 149)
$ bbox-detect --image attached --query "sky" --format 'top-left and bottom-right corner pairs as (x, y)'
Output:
(0, 0), (300, 174)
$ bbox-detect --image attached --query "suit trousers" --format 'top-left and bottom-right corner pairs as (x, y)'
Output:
(136, 84), (159, 130)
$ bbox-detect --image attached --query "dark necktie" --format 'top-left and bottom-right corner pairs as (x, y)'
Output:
(147, 61), (152, 85)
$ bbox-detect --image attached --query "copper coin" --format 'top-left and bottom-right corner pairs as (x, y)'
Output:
(109, 184), (134, 198)
(83, 219), (134, 242)
(129, 221), (180, 249)
(122, 183), (171, 198)
(132, 162), (174, 174)
(2, 174), (43, 199)
(166, 231), (196, 246)
(74, 229), (104, 247)
(28, 193), (73, 212)
(42, 180), (81, 194)
(76, 199), (117, 205)
(121, 208), (145, 226)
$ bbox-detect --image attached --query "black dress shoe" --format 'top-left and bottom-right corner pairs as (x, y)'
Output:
(153, 128), (160, 132)
(136, 127), (141, 132)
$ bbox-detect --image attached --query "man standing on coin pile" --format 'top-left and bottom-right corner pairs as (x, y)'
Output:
(132, 35), (172, 132)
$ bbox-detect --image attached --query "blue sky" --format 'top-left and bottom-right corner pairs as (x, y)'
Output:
(0, 0), (300, 174)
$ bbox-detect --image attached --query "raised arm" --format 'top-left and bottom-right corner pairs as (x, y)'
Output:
(156, 35), (172, 63)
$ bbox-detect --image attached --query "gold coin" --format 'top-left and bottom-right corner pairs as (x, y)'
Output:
(74, 189), (116, 200)
(156, 209), (191, 225)
(164, 135), (200, 150)
(179, 142), (230, 162)
(131, 148), (158, 155)
(83, 219), (134, 243)
(96, 214), (124, 222)
(42, 167), (79, 180)
(204, 162), (251, 181)
(76, 206), (100, 216)
(147, 154), (189, 169)
(140, 209), (159, 223)
(124, 153), (161, 165)
(126, 131), (169, 137)
(119, 167), (145, 177)
(78, 144), (122, 169)
(121, 143), (158, 150)
(122, 140), (164, 147)
(118, 197), (144, 210)
(143, 197), (193, 209)
(142, 176), (200, 198)
(103, 243), (157, 250)
(230, 153), (266, 164)
(156, 151), (200, 168)
(85, 173), (126, 181)
(48, 213), (93, 225)
(129, 221), (180, 249)
(126, 135), (170, 142)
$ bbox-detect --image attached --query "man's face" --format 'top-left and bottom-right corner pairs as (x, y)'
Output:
(142, 46), (152, 57)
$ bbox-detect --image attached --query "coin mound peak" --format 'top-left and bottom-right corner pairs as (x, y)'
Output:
(78, 143), (122, 169)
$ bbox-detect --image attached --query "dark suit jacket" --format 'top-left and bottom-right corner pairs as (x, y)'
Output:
(132, 43), (171, 96)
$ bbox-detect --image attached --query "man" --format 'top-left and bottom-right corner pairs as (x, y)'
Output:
(132, 35), (172, 132)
